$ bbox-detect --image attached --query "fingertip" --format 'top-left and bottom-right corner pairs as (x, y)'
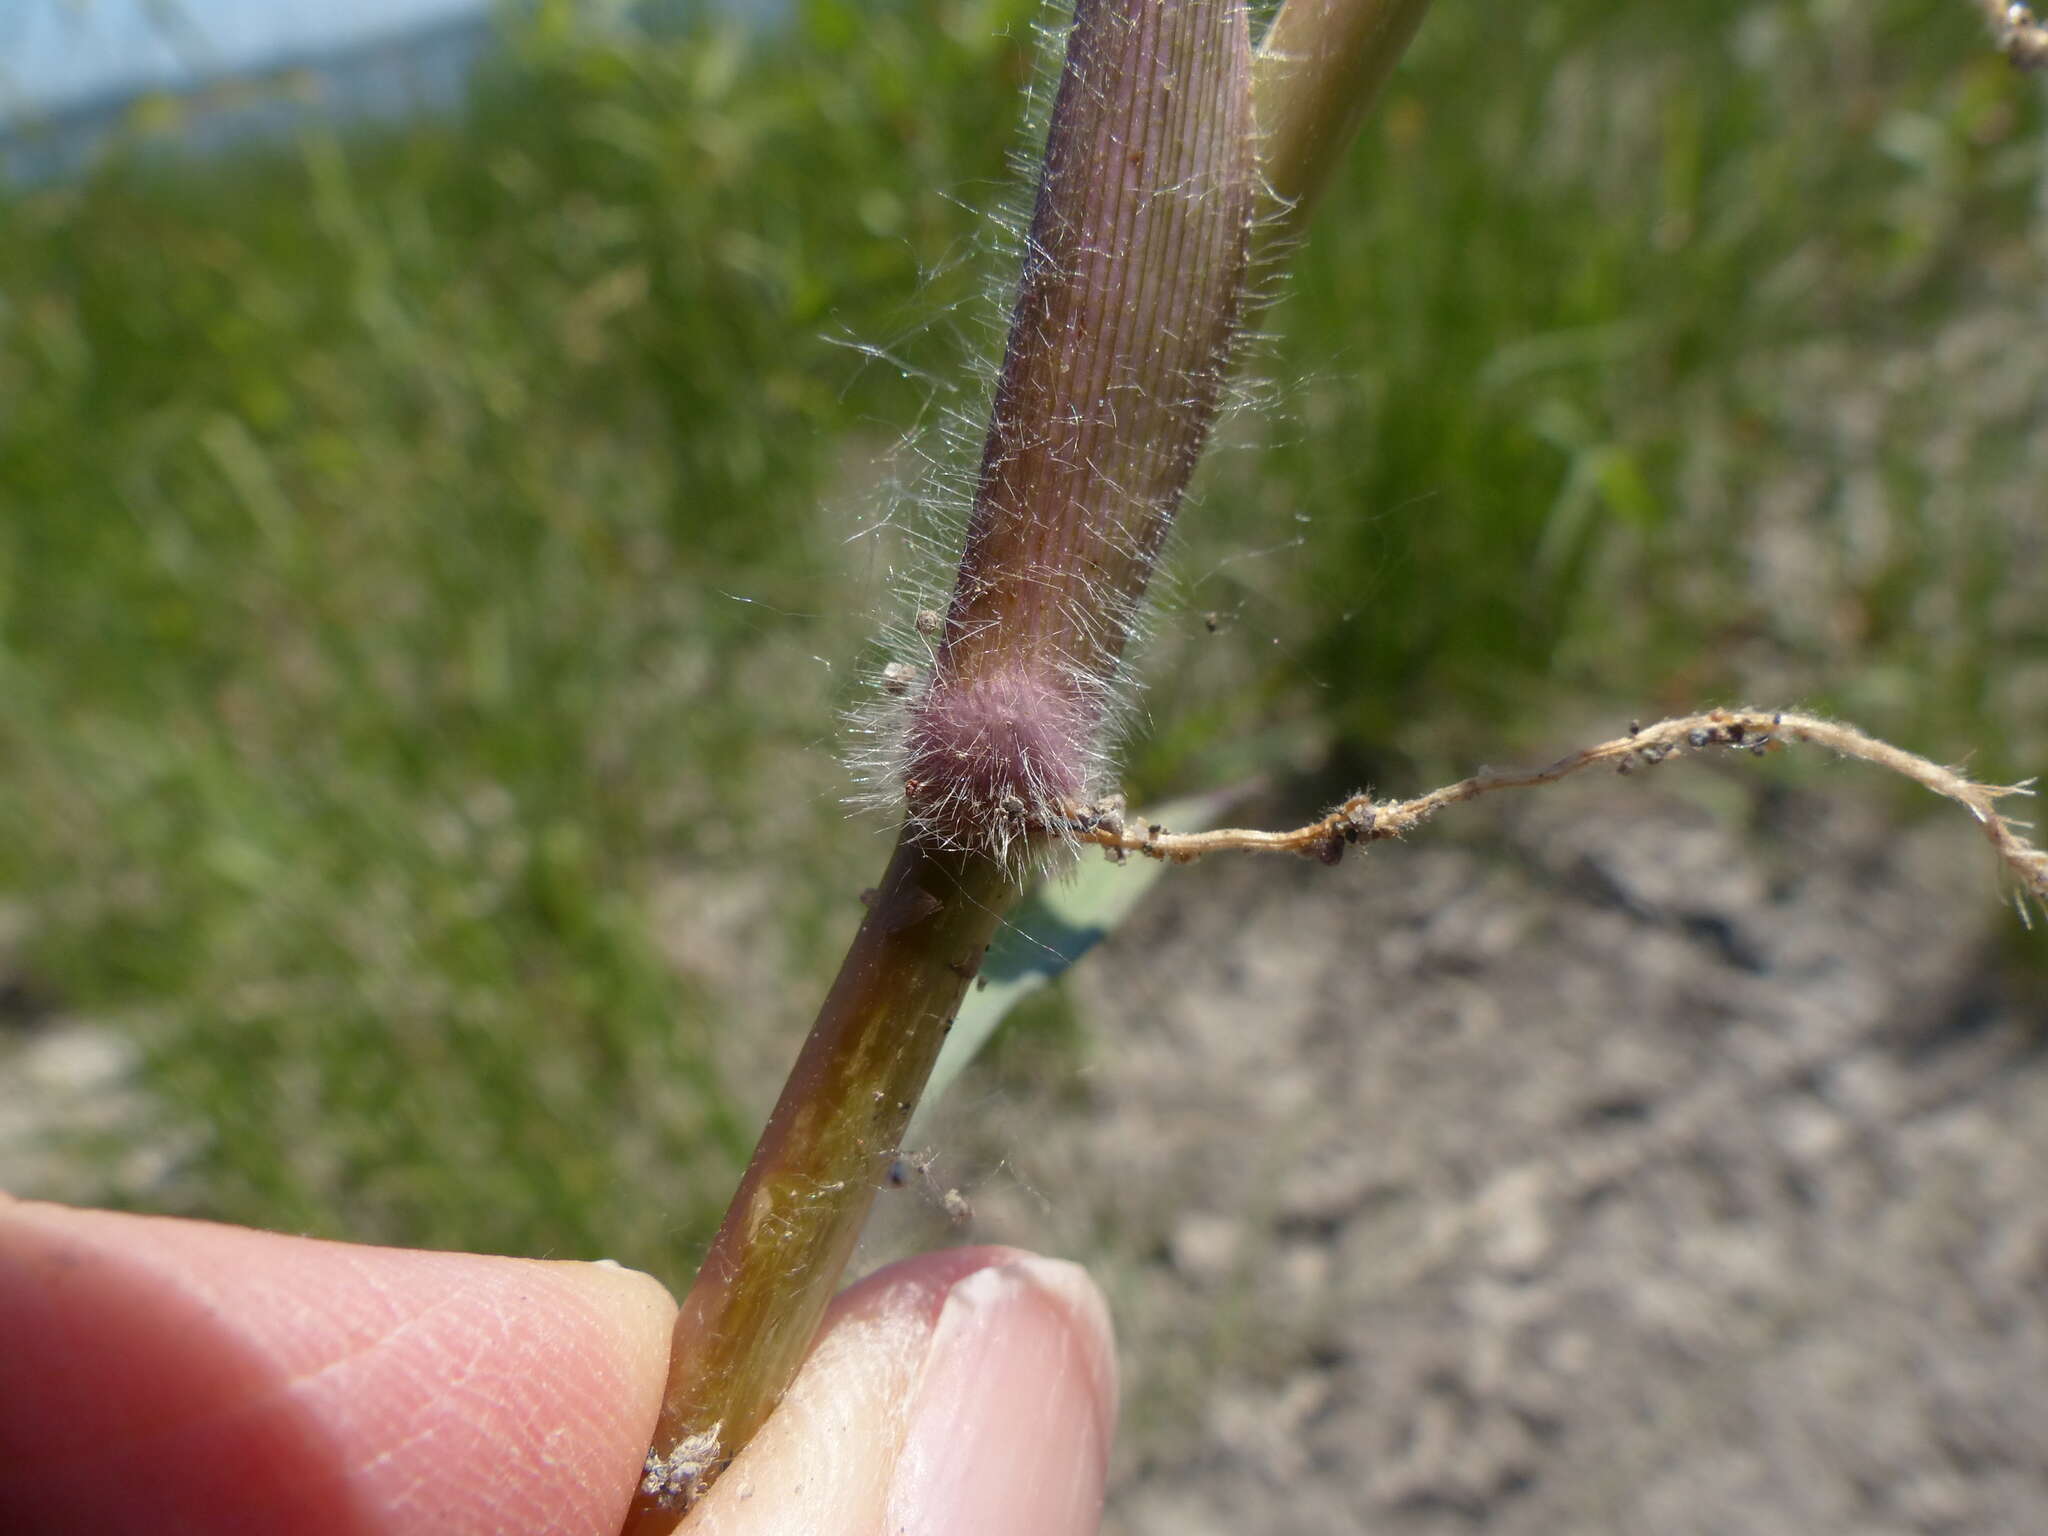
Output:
(680, 1247), (1117, 1536)
(885, 1254), (1117, 1536)
(534, 1254), (681, 1397)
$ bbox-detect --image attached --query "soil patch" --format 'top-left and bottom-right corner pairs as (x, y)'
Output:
(868, 773), (2048, 1535)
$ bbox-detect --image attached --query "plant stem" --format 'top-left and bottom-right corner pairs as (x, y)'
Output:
(1253, 0), (1434, 247)
(625, 831), (1017, 1528)
(630, 0), (1439, 1520)
(941, 0), (1258, 684)
(901, 0), (1258, 853)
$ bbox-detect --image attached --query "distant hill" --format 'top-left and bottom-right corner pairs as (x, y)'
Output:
(0, 11), (493, 185)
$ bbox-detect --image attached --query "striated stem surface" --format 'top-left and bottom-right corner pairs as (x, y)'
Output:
(948, 0), (1256, 671)
(905, 0), (1258, 850)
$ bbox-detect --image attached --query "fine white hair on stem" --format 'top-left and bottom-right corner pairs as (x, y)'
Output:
(841, 10), (1094, 818)
(845, 0), (1263, 869)
(1080, 707), (2048, 920)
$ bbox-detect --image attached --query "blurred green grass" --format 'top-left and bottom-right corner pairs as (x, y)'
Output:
(1, 0), (2043, 1270)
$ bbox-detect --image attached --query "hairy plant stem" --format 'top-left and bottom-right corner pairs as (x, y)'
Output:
(629, 0), (1434, 1520)
(942, 1), (1255, 680)
(902, 0), (1258, 852)
(624, 833), (1017, 1528)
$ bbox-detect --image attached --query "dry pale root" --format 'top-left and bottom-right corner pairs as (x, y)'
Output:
(1076, 708), (2048, 923)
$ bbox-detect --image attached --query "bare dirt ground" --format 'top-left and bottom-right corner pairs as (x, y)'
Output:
(869, 769), (2048, 1535)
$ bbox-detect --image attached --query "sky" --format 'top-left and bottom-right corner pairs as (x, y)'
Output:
(0, 0), (490, 120)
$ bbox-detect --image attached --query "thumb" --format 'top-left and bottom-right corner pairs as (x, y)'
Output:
(680, 1245), (1118, 1536)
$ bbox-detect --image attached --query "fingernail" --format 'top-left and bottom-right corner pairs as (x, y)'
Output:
(884, 1255), (1118, 1536)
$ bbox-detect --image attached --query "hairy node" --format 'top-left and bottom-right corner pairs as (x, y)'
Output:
(900, 659), (1097, 854)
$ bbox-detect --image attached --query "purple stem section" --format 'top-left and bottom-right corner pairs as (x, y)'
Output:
(909, 0), (1257, 843)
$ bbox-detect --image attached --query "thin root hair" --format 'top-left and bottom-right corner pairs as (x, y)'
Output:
(1075, 708), (2048, 921)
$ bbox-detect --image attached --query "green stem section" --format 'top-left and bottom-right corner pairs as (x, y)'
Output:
(624, 832), (1019, 1529)
(1253, 0), (1434, 248)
